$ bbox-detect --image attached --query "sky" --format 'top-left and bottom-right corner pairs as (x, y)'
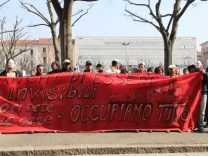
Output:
(1, 0), (208, 50)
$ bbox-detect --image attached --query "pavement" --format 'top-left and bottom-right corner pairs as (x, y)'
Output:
(0, 131), (208, 156)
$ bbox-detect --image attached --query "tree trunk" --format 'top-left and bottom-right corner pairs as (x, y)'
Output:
(60, 0), (73, 64)
(163, 37), (173, 75)
(51, 25), (60, 64)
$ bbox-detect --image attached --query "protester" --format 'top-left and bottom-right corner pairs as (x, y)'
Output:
(183, 68), (189, 75)
(60, 59), (72, 72)
(196, 60), (205, 73)
(131, 67), (139, 73)
(127, 65), (132, 74)
(31, 70), (36, 76)
(196, 61), (208, 132)
(96, 63), (104, 73)
(120, 65), (128, 74)
(168, 64), (177, 77)
(35, 64), (45, 76)
(0, 58), (22, 77)
(187, 64), (197, 73)
(48, 61), (60, 74)
(154, 66), (164, 74)
(84, 60), (93, 72)
(107, 59), (120, 73)
(147, 67), (154, 74)
(138, 62), (146, 73)
(204, 67), (208, 127)
(175, 65), (180, 76)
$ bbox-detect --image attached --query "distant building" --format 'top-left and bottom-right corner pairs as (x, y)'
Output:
(200, 41), (208, 66)
(0, 38), (55, 74)
(0, 37), (197, 73)
(74, 37), (197, 70)
(197, 51), (202, 62)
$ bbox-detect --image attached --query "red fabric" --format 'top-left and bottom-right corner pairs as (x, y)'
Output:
(0, 72), (203, 133)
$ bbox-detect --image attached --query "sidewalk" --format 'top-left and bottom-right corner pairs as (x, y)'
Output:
(0, 132), (208, 155)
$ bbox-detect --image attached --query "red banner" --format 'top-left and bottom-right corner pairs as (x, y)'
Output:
(0, 72), (203, 133)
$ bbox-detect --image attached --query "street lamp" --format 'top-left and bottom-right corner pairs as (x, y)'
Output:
(121, 42), (130, 68)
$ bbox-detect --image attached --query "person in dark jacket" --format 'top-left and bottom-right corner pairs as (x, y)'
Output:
(60, 59), (72, 72)
(48, 61), (60, 74)
(96, 63), (104, 73)
(196, 61), (208, 132)
(84, 61), (93, 72)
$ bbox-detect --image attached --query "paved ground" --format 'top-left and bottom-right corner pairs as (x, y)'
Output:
(76, 153), (208, 156)
(0, 132), (208, 155)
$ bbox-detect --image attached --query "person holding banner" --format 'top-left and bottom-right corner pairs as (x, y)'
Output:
(183, 68), (189, 75)
(187, 64), (197, 73)
(107, 59), (121, 73)
(84, 61), (93, 72)
(48, 61), (60, 74)
(196, 61), (208, 132)
(205, 67), (208, 127)
(154, 66), (164, 74)
(138, 62), (146, 73)
(96, 63), (104, 73)
(168, 64), (178, 77)
(60, 59), (72, 72)
(0, 58), (22, 77)
(35, 64), (45, 76)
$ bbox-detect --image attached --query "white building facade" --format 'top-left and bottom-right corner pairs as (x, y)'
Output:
(74, 37), (197, 69)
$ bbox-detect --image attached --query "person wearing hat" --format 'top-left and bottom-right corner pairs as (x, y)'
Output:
(48, 61), (60, 74)
(107, 59), (120, 73)
(84, 60), (93, 72)
(0, 58), (22, 77)
(138, 62), (146, 73)
(168, 64), (177, 77)
(60, 59), (72, 72)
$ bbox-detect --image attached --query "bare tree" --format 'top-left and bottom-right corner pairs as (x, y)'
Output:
(0, 0), (11, 35)
(0, 17), (35, 61)
(20, 0), (95, 66)
(125, 0), (207, 74)
(51, 0), (98, 65)
(19, 53), (31, 71)
(20, 0), (60, 64)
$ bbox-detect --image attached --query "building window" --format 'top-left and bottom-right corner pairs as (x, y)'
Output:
(43, 47), (46, 56)
(30, 49), (33, 57)
(43, 57), (47, 66)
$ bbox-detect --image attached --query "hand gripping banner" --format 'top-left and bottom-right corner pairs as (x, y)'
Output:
(0, 72), (203, 133)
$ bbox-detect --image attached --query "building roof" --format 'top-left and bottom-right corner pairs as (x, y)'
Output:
(38, 38), (53, 45)
(200, 41), (208, 46)
(1, 38), (53, 45)
(2, 39), (38, 45)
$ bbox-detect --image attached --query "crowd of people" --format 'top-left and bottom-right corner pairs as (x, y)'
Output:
(0, 58), (208, 132)
(0, 58), (206, 77)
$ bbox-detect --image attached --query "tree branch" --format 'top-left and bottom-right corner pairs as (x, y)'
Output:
(28, 23), (50, 28)
(51, 0), (63, 19)
(0, 0), (10, 8)
(125, 0), (149, 7)
(20, 1), (51, 26)
(125, 6), (160, 31)
(72, 4), (93, 26)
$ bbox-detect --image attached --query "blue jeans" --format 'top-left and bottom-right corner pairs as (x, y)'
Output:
(198, 93), (207, 128)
